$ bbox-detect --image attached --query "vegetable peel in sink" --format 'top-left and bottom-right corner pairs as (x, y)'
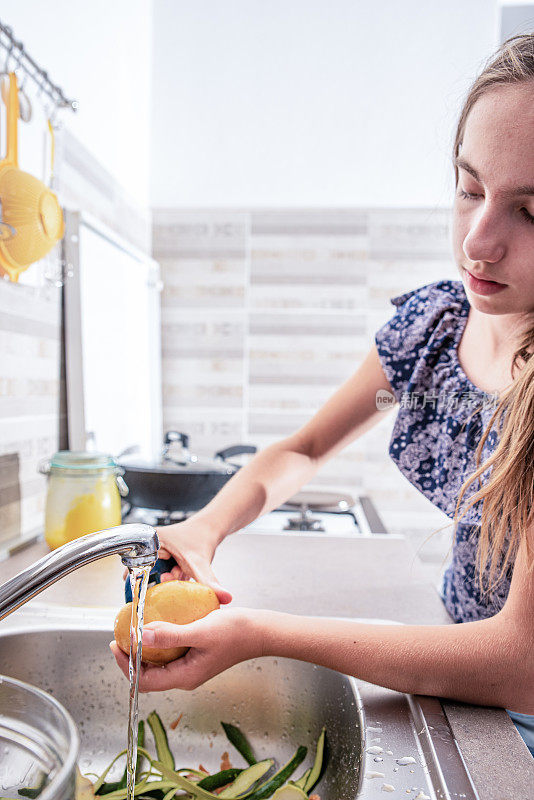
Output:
(67, 715), (327, 800)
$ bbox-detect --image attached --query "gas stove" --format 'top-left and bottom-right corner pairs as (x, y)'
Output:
(123, 490), (389, 538)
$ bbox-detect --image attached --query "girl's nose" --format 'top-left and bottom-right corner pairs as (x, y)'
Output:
(462, 204), (507, 264)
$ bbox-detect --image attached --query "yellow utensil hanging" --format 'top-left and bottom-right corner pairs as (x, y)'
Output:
(0, 72), (64, 282)
(47, 118), (55, 182)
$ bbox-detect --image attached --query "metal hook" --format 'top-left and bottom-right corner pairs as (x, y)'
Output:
(0, 22), (77, 113)
(3, 38), (15, 73)
(49, 103), (59, 127)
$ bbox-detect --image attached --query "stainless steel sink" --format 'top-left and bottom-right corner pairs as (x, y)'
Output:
(0, 621), (479, 799)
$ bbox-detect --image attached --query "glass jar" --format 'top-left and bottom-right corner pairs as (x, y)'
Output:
(41, 451), (123, 550)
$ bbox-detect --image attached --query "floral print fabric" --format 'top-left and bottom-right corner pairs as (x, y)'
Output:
(375, 278), (534, 754)
(374, 279), (510, 623)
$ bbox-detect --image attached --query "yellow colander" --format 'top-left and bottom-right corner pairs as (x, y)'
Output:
(0, 73), (65, 282)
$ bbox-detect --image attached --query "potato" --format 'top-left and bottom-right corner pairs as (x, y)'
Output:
(114, 580), (219, 665)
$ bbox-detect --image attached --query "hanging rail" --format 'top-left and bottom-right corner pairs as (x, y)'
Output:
(0, 20), (77, 112)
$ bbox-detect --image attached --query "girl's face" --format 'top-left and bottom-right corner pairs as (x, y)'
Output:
(452, 81), (534, 316)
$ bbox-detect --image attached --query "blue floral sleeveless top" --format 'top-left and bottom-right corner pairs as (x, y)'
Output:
(376, 279), (534, 757)
(374, 279), (511, 623)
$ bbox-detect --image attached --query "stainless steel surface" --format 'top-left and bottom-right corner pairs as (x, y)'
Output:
(357, 496), (388, 535)
(0, 534), (530, 797)
(0, 624), (479, 800)
(0, 523), (158, 620)
(0, 674), (79, 800)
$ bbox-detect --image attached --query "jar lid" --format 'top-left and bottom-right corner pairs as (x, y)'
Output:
(50, 451), (117, 470)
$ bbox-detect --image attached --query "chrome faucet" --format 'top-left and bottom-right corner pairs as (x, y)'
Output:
(0, 524), (158, 621)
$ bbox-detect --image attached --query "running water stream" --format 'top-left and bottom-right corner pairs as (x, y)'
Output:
(126, 565), (151, 800)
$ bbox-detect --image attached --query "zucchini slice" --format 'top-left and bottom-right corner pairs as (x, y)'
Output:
(270, 786), (308, 800)
(152, 762), (225, 799)
(245, 746), (307, 800)
(221, 722), (257, 765)
(153, 760), (273, 800)
(147, 711), (175, 770)
(218, 760), (274, 798)
(303, 727), (326, 794)
(197, 768), (244, 791)
(292, 768), (310, 791)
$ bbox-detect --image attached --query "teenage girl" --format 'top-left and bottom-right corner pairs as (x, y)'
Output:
(112, 36), (534, 755)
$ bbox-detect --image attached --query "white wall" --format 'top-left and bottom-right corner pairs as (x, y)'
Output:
(0, 0), (153, 206)
(150, 0), (498, 208)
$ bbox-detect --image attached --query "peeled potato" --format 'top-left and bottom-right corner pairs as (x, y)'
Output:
(114, 580), (219, 665)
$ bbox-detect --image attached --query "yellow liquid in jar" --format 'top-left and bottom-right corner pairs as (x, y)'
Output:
(45, 476), (121, 550)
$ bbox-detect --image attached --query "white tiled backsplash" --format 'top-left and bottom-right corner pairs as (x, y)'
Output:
(154, 207), (457, 564)
(0, 271), (61, 545)
(1, 201), (457, 566)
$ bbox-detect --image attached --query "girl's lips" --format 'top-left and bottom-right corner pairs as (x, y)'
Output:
(463, 268), (507, 296)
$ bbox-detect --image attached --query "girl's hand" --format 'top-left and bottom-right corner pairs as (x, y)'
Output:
(109, 607), (266, 691)
(123, 519), (232, 605)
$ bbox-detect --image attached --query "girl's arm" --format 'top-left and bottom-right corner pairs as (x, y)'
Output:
(149, 345), (395, 596)
(110, 524), (534, 711)
(264, 527), (534, 710)
(176, 344), (394, 545)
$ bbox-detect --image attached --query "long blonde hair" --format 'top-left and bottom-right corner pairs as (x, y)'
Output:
(452, 35), (534, 595)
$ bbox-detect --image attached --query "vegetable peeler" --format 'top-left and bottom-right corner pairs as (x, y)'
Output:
(124, 555), (179, 602)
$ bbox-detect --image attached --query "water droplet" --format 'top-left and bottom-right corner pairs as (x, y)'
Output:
(367, 746), (384, 755)
(382, 784), (395, 793)
(374, 757), (384, 763)
(396, 756), (416, 766)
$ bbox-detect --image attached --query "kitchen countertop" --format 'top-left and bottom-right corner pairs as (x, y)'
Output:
(0, 531), (533, 797)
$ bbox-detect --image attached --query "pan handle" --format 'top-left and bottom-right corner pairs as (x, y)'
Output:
(163, 431), (190, 448)
(215, 445), (257, 462)
(162, 431), (192, 460)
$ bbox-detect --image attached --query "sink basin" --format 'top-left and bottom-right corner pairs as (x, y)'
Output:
(0, 625), (363, 798)
(0, 620), (479, 799)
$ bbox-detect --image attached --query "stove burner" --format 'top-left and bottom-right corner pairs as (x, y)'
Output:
(283, 506), (325, 532)
(155, 510), (187, 526)
(122, 506), (188, 527)
(123, 490), (387, 539)
(281, 489), (356, 532)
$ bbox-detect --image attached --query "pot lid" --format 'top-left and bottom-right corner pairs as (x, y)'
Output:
(118, 452), (237, 475)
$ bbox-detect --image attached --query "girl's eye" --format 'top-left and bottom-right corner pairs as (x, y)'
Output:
(458, 188), (534, 225)
(458, 189), (481, 200)
(520, 207), (534, 225)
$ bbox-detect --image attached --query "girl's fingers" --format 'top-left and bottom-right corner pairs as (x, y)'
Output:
(156, 554), (233, 605)
(142, 619), (203, 649)
(159, 565), (187, 582)
(184, 556), (233, 605)
(109, 635), (209, 692)
(109, 641), (130, 678)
